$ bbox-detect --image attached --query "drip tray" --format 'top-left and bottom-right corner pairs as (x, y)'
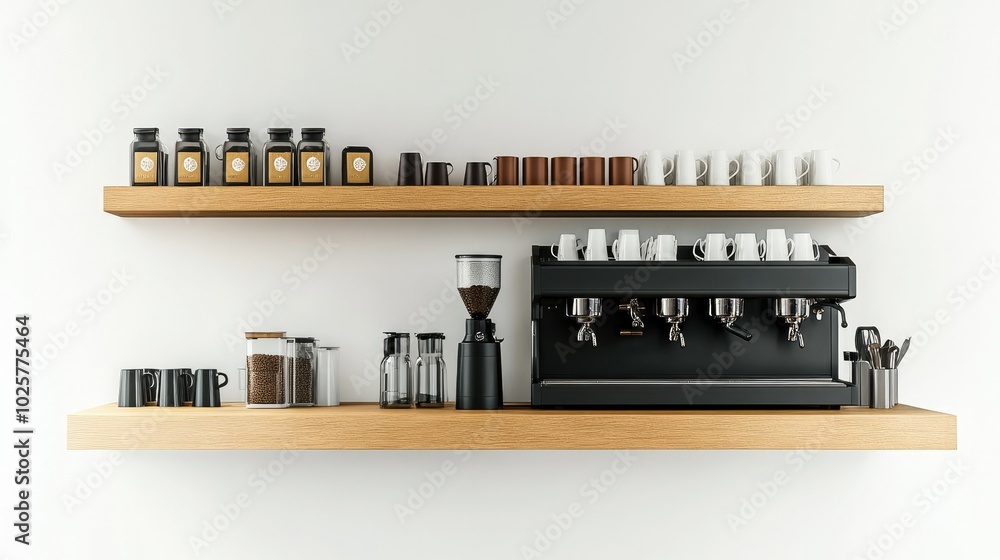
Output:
(532, 378), (858, 408)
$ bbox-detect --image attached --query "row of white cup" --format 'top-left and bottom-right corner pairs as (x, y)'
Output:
(550, 229), (821, 262)
(639, 149), (840, 186)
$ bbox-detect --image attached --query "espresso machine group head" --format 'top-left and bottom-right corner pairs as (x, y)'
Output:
(455, 255), (503, 410)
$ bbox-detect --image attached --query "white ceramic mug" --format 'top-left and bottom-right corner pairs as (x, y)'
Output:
(790, 233), (821, 261)
(739, 150), (773, 186)
(806, 150), (840, 185)
(640, 150), (675, 186)
(551, 233), (581, 261)
(612, 229), (643, 261)
(772, 150), (810, 185)
(763, 228), (794, 261)
(674, 150), (707, 186)
(733, 233), (762, 261)
(643, 234), (678, 261)
(584, 229), (609, 261)
(693, 233), (735, 261)
(707, 150), (740, 185)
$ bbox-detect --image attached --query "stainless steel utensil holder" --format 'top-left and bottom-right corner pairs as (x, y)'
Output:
(851, 361), (871, 407)
(871, 368), (898, 409)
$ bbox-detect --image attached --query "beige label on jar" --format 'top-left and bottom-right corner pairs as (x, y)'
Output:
(133, 151), (158, 184)
(176, 152), (201, 184)
(268, 152), (293, 184)
(226, 152), (250, 184)
(300, 151), (325, 184)
(345, 152), (371, 184)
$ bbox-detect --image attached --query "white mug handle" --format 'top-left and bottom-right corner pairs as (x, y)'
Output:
(695, 159), (708, 181)
(832, 158), (841, 174)
(612, 239), (620, 260)
(728, 160), (740, 180)
(642, 237), (655, 261)
(757, 239), (767, 259)
(550, 244), (560, 259)
(812, 240), (821, 261)
(725, 238), (736, 259)
(693, 239), (706, 261)
(662, 159), (675, 183)
(761, 159), (773, 182)
(786, 238), (795, 256)
(795, 156), (810, 181)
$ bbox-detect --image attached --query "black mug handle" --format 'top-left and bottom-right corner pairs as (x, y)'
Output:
(217, 372), (229, 388)
(143, 371), (157, 395)
(182, 372), (195, 389)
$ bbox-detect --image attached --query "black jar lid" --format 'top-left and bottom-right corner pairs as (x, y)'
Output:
(301, 127), (326, 135)
(416, 333), (445, 340)
(133, 127), (159, 135)
(226, 127), (251, 134)
(178, 127), (203, 135)
(268, 127), (293, 135)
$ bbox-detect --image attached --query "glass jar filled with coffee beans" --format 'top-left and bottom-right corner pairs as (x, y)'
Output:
(286, 337), (317, 406)
(245, 332), (291, 408)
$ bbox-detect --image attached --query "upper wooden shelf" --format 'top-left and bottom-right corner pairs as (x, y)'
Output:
(67, 402), (954, 450)
(102, 185), (884, 218)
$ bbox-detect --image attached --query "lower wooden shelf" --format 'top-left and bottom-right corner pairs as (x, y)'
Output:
(67, 403), (955, 450)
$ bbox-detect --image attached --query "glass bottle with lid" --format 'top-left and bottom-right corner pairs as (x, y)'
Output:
(380, 332), (412, 408)
(175, 128), (209, 186)
(216, 128), (257, 186)
(415, 333), (447, 407)
(130, 128), (168, 186)
(263, 128), (296, 186)
(245, 331), (290, 408)
(297, 128), (330, 185)
(286, 337), (317, 406)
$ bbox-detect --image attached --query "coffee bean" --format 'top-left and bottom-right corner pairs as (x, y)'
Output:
(290, 356), (314, 405)
(459, 285), (499, 319)
(247, 354), (285, 405)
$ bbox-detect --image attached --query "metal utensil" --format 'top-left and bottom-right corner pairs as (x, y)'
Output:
(897, 337), (911, 366)
(856, 327), (881, 363)
(869, 342), (883, 369)
(887, 346), (900, 369)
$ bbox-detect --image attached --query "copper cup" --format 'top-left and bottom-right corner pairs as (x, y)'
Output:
(608, 156), (639, 186)
(551, 157), (578, 186)
(522, 157), (549, 186)
(580, 157), (606, 186)
(494, 156), (519, 185)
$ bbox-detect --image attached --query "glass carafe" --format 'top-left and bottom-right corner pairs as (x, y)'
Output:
(380, 332), (411, 408)
(415, 333), (446, 407)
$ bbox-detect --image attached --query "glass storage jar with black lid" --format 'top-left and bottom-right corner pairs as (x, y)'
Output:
(216, 128), (257, 185)
(380, 332), (412, 408)
(297, 128), (330, 185)
(286, 337), (317, 406)
(415, 333), (446, 407)
(174, 128), (209, 186)
(263, 128), (296, 186)
(130, 127), (168, 186)
(245, 331), (290, 408)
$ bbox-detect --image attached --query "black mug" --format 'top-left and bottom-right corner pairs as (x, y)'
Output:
(193, 369), (229, 407)
(157, 369), (193, 407)
(397, 152), (424, 186)
(119, 369), (156, 407)
(463, 162), (493, 186)
(424, 162), (453, 185)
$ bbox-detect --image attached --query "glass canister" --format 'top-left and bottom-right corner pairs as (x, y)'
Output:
(245, 331), (290, 408)
(415, 333), (447, 407)
(286, 337), (317, 406)
(316, 347), (340, 406)
(217, 128), (257, 186)
(263, 128), (296, 186)
(130, 127), (168, 186)
(380, 332), (412, 408)
(297, 128), (330, 185)
(174, 128), (209, 186)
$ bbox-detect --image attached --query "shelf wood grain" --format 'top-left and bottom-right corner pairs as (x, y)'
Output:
(103, 185), (884, 218)
(67, 402), (955, 450)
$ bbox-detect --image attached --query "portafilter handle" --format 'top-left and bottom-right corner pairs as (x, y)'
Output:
(722, 321), (753, 341)
(812, 300), (848, 328)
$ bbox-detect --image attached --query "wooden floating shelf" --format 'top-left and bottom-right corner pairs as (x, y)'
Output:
(103, 185), (884, 218)
(67, 402), (954, 450)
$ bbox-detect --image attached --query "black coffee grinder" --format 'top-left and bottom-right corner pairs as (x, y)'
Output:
(455, 255), (503, 410)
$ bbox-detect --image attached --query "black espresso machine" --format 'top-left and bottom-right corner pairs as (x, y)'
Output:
(530, 244), (860, 408)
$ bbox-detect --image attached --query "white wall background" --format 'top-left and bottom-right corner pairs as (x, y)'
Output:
(2, 0), (996, 558)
